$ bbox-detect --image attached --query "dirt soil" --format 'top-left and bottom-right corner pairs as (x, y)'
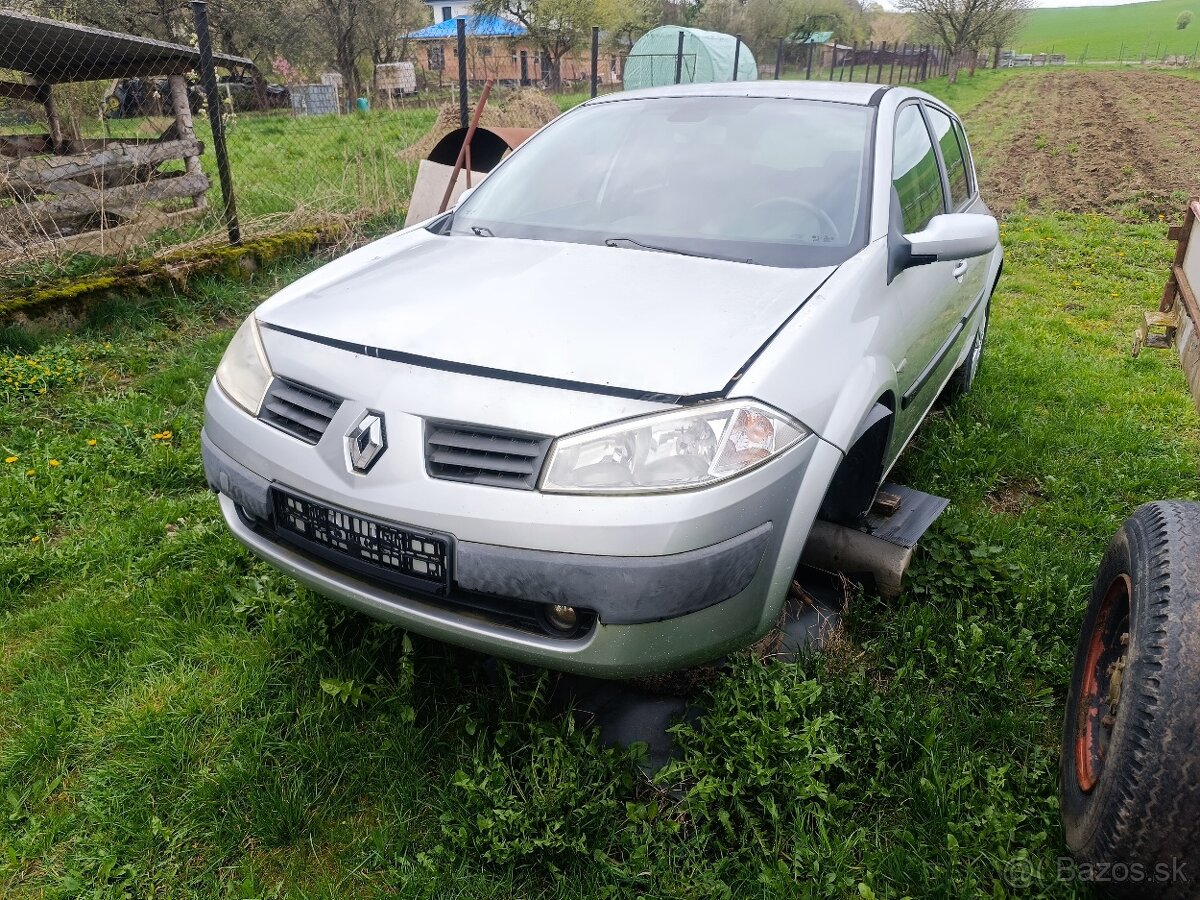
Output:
(968, 71), (1200, 218)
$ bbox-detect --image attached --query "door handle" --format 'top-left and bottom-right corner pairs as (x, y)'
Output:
(952, 260), (968, 281)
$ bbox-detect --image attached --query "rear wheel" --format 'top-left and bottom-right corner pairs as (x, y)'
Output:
(943, 300), (989, 401)
(1060, 501), (1200, 897)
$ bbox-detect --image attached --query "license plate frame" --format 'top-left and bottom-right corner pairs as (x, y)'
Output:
(270, 487), (453, 595)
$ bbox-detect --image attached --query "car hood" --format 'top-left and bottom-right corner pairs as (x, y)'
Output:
(256, 229), (836, 399)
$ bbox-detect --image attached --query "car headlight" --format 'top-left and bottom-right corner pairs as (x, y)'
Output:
(540, 399), (810, 495)
(215, 315), (273, 415)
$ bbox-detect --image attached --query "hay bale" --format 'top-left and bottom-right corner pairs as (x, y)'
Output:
(399, 90), (561, 162)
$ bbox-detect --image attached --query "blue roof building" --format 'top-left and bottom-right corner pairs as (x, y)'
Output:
(407, 14), (527, 40)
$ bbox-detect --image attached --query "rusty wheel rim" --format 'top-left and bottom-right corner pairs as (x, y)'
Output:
(1074, 574), (1132, 793)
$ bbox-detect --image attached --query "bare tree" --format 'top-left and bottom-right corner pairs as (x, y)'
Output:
(871, 11), (912, 46)
(898, 0), (1029, 82)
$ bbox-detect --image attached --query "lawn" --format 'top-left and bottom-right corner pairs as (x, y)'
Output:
(2, 70), (1199, 897)
(1015, 0), (1200, 60)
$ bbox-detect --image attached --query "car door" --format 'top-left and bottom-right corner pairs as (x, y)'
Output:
(923, 103), (989, 325)
(888, 101), (959, 447)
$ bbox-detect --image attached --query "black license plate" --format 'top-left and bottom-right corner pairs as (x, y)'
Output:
(271, 488), (451, 594)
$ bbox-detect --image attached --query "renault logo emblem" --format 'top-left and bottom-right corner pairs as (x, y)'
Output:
(346, 412), (386, 473)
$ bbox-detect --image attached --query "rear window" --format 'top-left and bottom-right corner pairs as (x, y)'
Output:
(448, 96), (875, 268)
(926, 105), (971, 209)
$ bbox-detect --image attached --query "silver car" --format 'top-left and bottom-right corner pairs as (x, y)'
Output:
(202, 81), (1001, 677)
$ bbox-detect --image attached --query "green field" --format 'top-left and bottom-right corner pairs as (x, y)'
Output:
(3, 70), (1200, 896)
(1015, 0), (1200, 60)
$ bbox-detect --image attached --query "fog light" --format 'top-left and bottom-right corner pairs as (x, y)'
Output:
(545, 604), (579, 632)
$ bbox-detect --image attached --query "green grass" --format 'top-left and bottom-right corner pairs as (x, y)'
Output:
(1015, 0), (1200, 60)
(4, 205), (1195, 899)
(3, 70), (1200, 897)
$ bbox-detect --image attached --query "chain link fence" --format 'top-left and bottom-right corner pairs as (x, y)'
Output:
(0, 4), (962, 298)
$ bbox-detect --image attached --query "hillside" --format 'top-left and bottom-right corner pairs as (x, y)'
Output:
(1015, 0), (1200, 60)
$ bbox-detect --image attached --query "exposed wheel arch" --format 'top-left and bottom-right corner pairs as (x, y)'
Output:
(817, 400), (893, 526)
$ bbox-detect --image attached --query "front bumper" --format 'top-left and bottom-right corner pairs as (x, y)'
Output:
(202, 373), (843, 676)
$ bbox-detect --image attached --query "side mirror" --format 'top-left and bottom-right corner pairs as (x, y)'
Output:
(455, 185), (478, 207)
(888, 213), (999, 283)
(905, 213), (999, 263)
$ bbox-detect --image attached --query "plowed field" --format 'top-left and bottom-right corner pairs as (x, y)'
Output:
(963, 70), (1200, 218)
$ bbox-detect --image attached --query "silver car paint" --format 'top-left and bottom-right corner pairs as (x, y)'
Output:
(203, 81), (1002, 675)
(256, 228), (837, 399)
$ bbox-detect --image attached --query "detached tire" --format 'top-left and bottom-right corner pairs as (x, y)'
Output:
(1061, 501), (1200, 897)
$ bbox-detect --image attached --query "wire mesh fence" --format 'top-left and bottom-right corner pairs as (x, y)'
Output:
(0, 5), (1008, 295)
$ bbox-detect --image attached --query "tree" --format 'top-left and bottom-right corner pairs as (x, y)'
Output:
(1178, 10), (1194, 29)
(693, 0), (859, 64)
(475, 0), (608, 87)
(897, 0), (1030, 82)
(871, 11), (912, 46)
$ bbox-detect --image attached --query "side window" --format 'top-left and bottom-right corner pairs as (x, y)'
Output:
(952, 118), (975, 194)
(892, 104), (945, 234)
(925, 106), (971, 208)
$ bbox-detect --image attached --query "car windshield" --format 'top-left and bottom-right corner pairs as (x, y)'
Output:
(444, 96), (875, 268)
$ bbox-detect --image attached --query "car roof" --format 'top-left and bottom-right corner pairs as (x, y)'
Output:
(588, 80), (902, 107)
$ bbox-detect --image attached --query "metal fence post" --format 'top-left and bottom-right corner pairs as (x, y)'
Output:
(675, 30), (685, 84)
(190, 0), (240, 246)
(775, 36), (783, 79)
(732, 34), (742, 80)
(805, 39), (814, 79)
(590, 26), (599, 97)
(456, 18), (468, 128)
(876, 41), (885, 81)
(888, 44), (896, 83)
(848, 43), (857, 81)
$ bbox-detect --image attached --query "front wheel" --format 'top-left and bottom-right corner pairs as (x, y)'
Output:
(1060, 501), (1200, 898)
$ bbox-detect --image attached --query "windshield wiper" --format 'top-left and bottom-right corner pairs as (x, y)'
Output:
(604, 236), (751, 264)
(471, 225), (494, 237)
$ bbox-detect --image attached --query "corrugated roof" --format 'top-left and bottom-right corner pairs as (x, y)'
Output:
(0, 9), (253, 84)
(406, 15), (527, 40)
(794, 30), (835, 45)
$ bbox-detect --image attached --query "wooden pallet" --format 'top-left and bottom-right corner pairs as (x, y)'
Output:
(1136, 198), (1200, 413)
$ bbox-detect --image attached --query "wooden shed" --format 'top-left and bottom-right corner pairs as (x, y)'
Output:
(0, 9), (253, 256)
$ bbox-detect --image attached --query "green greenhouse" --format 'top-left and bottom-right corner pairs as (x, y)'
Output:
(623, 26), (758, 90)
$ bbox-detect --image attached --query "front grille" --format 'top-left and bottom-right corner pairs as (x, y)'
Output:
(259, 378), (342, 444)
(271, 488), (451, 594)
(424, 421), (552, 490)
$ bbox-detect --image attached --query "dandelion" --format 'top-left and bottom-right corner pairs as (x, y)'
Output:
(49, 459), (60, 467)
(25, 468), (35, 476)
(30, 535), (39, 543)
(4, 456), (16, 464)
(87, 439), (97, 447)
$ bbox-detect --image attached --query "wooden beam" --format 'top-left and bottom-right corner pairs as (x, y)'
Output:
(168, 74), (207, 211)
(35, 82), (67, 155)
(0, 138), (203, 190)
(0, 206), (207, 260)
(0, 81), (40, 103)
(1, 171), (210, 233)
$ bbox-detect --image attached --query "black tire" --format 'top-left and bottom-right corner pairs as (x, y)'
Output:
(1060, 501), (1200, 898)
(942, 300), (989, 401)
